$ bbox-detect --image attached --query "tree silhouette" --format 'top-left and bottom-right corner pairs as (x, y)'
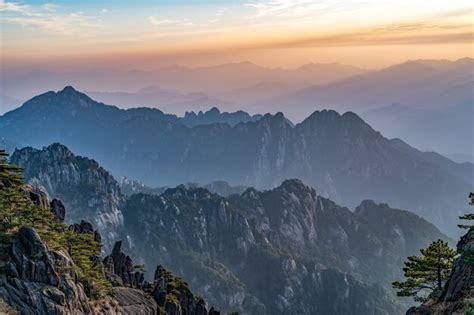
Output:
(392, 239), (456, 302)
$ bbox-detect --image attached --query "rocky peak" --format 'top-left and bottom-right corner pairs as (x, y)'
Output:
(103, 241), (145, 289)
(55, 86), (96, 107)
(354, 199), (389, 215)
(300, 110), (375, 137)
(11, 144), (125, 251)
(277, 178), (316, 196)
(102, 241), (221, 315)
(59, 85), (78, 94)
(152, 265), (219, 315)
(50, 198), (66, 222)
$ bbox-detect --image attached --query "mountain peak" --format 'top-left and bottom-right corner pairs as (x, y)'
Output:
(304, 109), (341, 122)
(60, 86), (78, 93)
(56, 86), (93, 103)
(302, 110), (370, 130)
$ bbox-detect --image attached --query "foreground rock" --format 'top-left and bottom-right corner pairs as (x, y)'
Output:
(104, 241), (218, 315)
(11, 143), (125, 251)
(0, 226), (93, 314)
(407, 228), (474, 315)
(0, 186), (219, 315)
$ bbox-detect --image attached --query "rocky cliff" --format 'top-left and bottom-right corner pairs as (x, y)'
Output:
(406, 227), (474, 314)
(10, 143), (125, 250)
(123, 179), (449, 314)
(0, 182), (219, 315)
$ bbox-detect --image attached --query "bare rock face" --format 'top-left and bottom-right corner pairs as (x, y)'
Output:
(50, 198), (66, 222)
(153, 265), (215, 315)
(123, 179), (450, 314)
(0, 226), (92, 315)
(113, 287), (158, 315)
(10, 144), (125, 251)
(103, 241), (145, 289)
(406, 229), (474, 315)
(19, 184), (49, 210)
(0, 211), (218, 314)
(70, 220), (102, 244)
(103, 241), (219, 315)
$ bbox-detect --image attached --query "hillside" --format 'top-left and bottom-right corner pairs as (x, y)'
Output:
(0, 151), (219, 315)
(7, 143), (454, 314)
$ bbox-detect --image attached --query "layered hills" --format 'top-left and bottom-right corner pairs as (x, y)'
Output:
(1, 87), (471, 236)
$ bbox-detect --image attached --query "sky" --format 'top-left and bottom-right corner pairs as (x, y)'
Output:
(0, 0), (473, 69)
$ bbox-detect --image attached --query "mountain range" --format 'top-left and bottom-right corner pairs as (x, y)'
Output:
(0, 61), (364, 114)
(0, 86), (471, 236)
(9, 143), (452, 314)
(2, 59), (470, 160)
(255, 58), (473, 159)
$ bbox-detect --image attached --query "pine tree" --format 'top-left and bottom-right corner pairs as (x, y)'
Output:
(0, 149), (112, 298)
(458, 192), (474, 266)
(392, 239), (456, 302)
(0, 149), (24, 187)
(457, 192), (474, 230)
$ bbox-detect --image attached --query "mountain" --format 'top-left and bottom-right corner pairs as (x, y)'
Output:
(1, 62), (365, 113)
(0, 87), (472, 236)
(0, 170), (219, 315)
(5, 142), (453, 313)
(120, 178), (248, 198)
(182, 107), (262, 127)
(257, 58), (474, 157)
(122, 179), (449, 314)
(10, 143), (125, 251)
(87, 87), (234, 115)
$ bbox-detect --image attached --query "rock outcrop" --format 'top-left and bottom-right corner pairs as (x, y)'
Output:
(0, 184), (219, 315)
(406, 228), (474, 315)
(10, 143), (125, 250)
(103, 241), (145, 289)
(103, 241), (219, 315)
(0, 226), (93, 314)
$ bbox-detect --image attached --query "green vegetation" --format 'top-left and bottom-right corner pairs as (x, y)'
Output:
(458, 193), (474, 230)
(156, 267), (191, 306)
(392, 239), (456, 302)
(459, 192), (474, 266)
(0, 150), (111, 298)
(465, 303), (474, 315)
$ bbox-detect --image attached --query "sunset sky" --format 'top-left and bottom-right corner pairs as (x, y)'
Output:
(1, 0), (473, 69)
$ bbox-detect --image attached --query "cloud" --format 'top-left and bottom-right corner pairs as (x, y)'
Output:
(147, 16), (188, 26)
(0, 1), (31, 15)
(41, 3), (59, 12)
(0, 1), (102, 35)
(244, 0), (348, 19)
(433, 8), (473, 19)
(100, 8), (108, 14)
(249, 21), (473, 49)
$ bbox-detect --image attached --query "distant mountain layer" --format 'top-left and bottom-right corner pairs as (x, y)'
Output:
(257, 58), (473, 156)
(0, 86), (471, 236)
(120, 178), (248, 198)
(87, 87), (233, 116)
(1, 61), (365, 106)
(8, 143), (450, 314)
